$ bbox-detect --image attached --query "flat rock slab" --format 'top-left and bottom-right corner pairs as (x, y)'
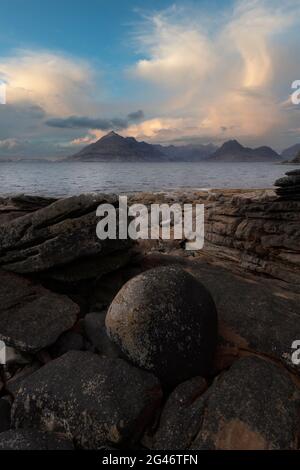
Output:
(190, 357), (300, 450)
(0, 429), (74, 450)
(187, 262), (300, 374)
(0, 194), (131, 276)
(12, 350), (162, 449)
(0, 194), (56, 226)
(0, 270), (78, 352)
(139, 254), (300, 374)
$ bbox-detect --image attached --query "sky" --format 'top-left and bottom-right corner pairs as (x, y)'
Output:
(0, 0), (300, 158)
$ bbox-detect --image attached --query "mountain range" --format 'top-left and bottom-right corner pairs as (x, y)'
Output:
(67, 132), (283, 163)
(208, 140), (280, 162)
(154, 142), (218, 161)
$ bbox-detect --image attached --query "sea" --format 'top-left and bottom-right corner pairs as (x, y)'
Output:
(0, 161), (298, 197)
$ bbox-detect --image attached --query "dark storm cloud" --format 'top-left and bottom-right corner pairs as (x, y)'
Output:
(127, 109), (144, 121)
(45, 110), (145, 130)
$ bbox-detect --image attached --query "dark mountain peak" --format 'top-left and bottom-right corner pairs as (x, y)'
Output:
(220, 139), (244, 151)
(100, 130), (123, 141)
(67, 131), (167, 162)
(125, 136), (138, 144)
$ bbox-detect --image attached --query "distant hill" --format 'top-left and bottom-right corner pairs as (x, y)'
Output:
(290, 151), (300, 164)
(155, 143), (217, 161)
(208, 140), (281, 162)
(281, 144), (300, 160)
(67, 131), (169, 162)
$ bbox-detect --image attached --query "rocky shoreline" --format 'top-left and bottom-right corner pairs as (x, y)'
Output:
(0, 173), (300, 450)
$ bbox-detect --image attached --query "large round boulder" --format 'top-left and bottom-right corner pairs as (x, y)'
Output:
(106, 266), (218, 385)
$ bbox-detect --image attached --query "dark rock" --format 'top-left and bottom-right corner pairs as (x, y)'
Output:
(286, 169), (300, 176)
(88, 267), (138, 311)
(0, 194), (132, 279)
(49, 331), (85, 358)
(106, 266), (218, 386)
(6, 362), (42, 395)
(275, 171), (300, 199)
(190, 356), (300, 450)
(0, 194), (56, 226)
(12, 350), (162, 449)
(0, 429), (74, 450)
(0, 398), (11, 433)
(275, 175), (300, 187)
(0, 270), (78, 352)
(152, 376), (207, 450)
(84, 312), (121, 358)
(44, 250), (131, 283)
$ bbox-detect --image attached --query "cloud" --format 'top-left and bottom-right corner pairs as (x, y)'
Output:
(134, 13), (214, 88)
(0, 138), (20, 150)
(46, 116), (126, 130)
(129, 0), (300, 147)
(45, 110), (145, 130)
(127, 109), (144, 121)
(0, 49), (97, 116)
(1, 1), (300, 157)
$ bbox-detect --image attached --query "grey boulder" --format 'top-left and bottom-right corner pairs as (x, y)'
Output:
(0, 270), (78, 352)
(106, 266), (218, 386)
(191, 356), (300, 450)
(11, 350), (162, 449)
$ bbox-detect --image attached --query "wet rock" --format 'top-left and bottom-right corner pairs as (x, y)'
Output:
(152, 376), (207, 450)
(0, 270), (78, 352)
(0, 194), (132, 279)
(0, 429), (74, 450)
(12, 350), (162, 449)
(84, 312), (121, 358)
(106, 266), (218, 386)
(0, 398), (11, 433)
(190, 356), (300, 450)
